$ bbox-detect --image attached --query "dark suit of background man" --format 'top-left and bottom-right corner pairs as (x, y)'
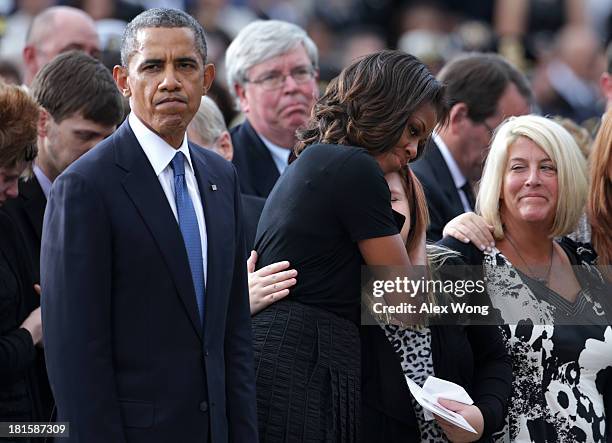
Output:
(411, 53), (532, 241)
(41, 8), (257, 443)
(225, 20), (319, 198)
(187, 96), (265, 250)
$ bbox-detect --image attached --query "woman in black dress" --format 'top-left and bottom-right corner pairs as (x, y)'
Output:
(251, 50), (446, 442)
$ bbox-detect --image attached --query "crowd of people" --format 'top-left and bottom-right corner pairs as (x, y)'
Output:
(0, 3), (610, 443)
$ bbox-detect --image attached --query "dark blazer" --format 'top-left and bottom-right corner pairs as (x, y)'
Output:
(231, 119), (280, 198)
(411, 139), (466, 241)
(361, 323), (512, 442)
(240, 193), (265, 251)
(0, 211), (53, 423)
(41, 120), (258, 443)
(3, 176), (46, 281)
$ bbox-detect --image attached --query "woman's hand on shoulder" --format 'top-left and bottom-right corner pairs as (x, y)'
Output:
(443, 212), (495, 252)
(434, 399), (484, 442)
(247, 251), (297, 315)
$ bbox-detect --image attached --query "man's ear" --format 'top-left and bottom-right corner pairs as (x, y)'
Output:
(448, 102), (470, 136)
(22, 45), (38, 84)
(235, 83), (249, 113)
(113, 65), (131, 98)
(600, 72), (612, 103)
(37, 108), (50, 138)
(202, 63), (215, 93)
(215, 131), (233, 162)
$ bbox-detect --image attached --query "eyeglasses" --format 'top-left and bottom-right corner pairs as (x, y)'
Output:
(481, 120), (496, 138)
(245, 66), (316, 90)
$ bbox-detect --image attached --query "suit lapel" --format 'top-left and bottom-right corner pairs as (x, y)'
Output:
(115, 121), (203, 340)
(243, 121), (280, 197)
(189, 145), (233, 342)
(429, 142), (465, 215)
(19, 177), (46, 242)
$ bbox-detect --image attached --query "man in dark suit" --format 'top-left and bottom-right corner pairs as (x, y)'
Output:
(225, 20), (319, 198)
(411, 53), (532, 241)
(3, 51), (123, 281)
(41, 8), (257, 443)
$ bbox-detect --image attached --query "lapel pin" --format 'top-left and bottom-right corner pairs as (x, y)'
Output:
(211, 184), (217, 191)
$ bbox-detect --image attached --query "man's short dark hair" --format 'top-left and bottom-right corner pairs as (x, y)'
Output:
(438, 52), (532, 122)
(121, 8), (207, 67)
(30, 51), (124, 127)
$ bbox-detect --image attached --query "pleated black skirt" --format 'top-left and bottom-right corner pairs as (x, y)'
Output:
(252, 300), (360, 443)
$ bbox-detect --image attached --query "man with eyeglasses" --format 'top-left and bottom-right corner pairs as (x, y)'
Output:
(411, 52), (532, 241)
(225, 20), (319, 198)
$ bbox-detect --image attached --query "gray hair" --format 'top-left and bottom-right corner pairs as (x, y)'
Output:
(189, 96), (227, 146)
(121, 8), (207, 67)
(225, 20), (318, 104)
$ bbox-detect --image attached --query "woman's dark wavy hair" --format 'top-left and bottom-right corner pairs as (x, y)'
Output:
(295, 50), (447, 157)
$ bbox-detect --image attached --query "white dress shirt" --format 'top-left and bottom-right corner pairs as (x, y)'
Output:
(259, 134), (291, 175)
(129, 113), (208, 285)
(33, 164), (53, 200)
(433, 133), (472, 213)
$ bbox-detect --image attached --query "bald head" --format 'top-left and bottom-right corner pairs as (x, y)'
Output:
(23, 6), (101, 85)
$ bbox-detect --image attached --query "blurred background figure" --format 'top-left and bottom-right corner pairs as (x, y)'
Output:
(21, 6), (100, 85)
(0, 59), (21, 84)
(532, 25), (606, 125)
(0, 0), (54, 71)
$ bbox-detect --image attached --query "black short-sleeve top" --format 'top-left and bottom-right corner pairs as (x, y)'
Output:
(254, 143), (399, 323)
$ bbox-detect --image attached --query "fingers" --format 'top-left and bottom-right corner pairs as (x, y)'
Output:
(258, 275), (297, 297)
(444, 214), (495, 252)
(267, 289), (290, 303)
(34, 284), (41, 296)
(255, 260), (292, 278)
(247, 250), (258, 273)
(463, 218), (494, 251)
(437, 398), (463, 411)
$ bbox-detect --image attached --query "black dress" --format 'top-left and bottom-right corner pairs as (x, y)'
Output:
(253, 144), (399, 442)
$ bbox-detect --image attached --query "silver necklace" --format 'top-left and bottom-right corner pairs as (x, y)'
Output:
(504, 232), (554, 285)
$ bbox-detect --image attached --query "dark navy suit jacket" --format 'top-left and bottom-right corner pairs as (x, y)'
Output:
(411, 139), (466, 241)
(40, 120), (258, 443)
(230, 120), (280, 198)
(3, 176), (46, 281)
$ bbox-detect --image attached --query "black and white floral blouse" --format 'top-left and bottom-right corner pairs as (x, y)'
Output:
(481, 239), (612, 442)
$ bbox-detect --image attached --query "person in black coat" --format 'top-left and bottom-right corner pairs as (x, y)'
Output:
(362, 168), (512, 443)
(0, 83), (52, 426)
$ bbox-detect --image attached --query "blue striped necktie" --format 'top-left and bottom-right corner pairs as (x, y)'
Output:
(170, 152), (205, 325)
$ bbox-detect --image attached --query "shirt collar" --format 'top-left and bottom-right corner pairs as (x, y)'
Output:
(129, 112), (193, 176)
(259, 133), (291, 174)
(433, 132), (468, 190)
(33, 164), (52, 199)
